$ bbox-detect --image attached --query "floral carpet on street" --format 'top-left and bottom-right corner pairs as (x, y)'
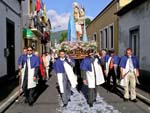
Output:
(57, 89), (120, 113)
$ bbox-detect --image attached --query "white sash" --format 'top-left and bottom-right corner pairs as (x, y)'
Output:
(57, 73), (64, 93)
(63, 62), (77, 88)
(94, 58), (105, 85)
(21, 59), (37, 89)
(106, 57), (112, 76)
(86, 58), (105, 88)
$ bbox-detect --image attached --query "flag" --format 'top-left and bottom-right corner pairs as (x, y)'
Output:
(43, 4), (47, 24)
(35, 0), (41, 12)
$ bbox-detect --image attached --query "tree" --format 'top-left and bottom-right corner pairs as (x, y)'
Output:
(59, 32), (67, 43)
(85, 18), (91, 27)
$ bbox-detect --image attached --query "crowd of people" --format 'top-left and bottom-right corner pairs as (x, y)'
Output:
(17, 46), (140, 108)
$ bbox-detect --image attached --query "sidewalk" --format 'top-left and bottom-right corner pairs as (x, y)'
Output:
(0, 76), (19, 113)
(4, 74), (59, 113)
(117, 84), (150, 106)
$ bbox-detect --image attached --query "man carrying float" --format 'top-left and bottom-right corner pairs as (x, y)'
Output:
(80, 49), (105, 107)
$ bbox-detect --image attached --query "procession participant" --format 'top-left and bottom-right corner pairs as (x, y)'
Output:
(34, 51), (40, 81)
(39, 53), (47, 80)
(18, 47), (27, 70)
(21, 46), (40, 106)
(45, 52), (51, 80)
(17, 47), (27, 102)
(98, 49), (107, 74)
(106, 49), (120, 90)
(53, 49), (77, 107)
(119, 48), (139, 102)
(80, 49), (105, 107)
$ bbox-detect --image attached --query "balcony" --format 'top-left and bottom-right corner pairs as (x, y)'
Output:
(28, 14), (43, 37)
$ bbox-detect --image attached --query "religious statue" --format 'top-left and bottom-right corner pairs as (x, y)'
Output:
(68, 2), (87, 42)
(73, 2), (85, 41)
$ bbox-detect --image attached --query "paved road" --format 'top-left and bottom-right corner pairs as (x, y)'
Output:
(5, 74), (150, 113)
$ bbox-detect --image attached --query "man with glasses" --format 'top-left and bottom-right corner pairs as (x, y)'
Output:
(21, 46), (40, 106)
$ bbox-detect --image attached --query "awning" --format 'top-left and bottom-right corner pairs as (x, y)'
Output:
(23, 28), (33, 38)
(31, 28), (43, 37)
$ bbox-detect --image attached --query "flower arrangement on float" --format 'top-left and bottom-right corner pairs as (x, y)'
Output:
(55, 41), (97, 59)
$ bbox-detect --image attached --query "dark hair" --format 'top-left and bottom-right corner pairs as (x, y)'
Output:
(27, 46), (33, 50)
(87, 49), (94, 55)
(59, 49), (65, 53)
(126, 48), (132, 52)
(23, 47), (27, 50)
(108, 49), (115, 54)
(42, 52), (45, 55)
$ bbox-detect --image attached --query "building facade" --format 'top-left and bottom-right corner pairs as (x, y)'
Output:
(0, 0), (22, 78)
(22, 0), (51, 54)
(86, 0), (119, 52)
(117, 0), (150, 88)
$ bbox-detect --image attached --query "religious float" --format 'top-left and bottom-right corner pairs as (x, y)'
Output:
(55, 2), (97, 59)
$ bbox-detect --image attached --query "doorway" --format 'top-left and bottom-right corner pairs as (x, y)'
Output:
(6, 18), (15, 77)
(129, 26), (140, 60)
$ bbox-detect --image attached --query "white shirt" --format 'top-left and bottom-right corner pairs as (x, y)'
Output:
(125, 57), (134, 72)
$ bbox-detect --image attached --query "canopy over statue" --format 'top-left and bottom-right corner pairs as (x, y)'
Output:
(68, 2), (88, 42)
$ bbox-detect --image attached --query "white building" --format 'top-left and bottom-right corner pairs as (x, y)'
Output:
(117, 0), (150, 88)
(0, 0), (22, 78)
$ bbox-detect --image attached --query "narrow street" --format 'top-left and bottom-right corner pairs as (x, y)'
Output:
(5, 73), (150, 113)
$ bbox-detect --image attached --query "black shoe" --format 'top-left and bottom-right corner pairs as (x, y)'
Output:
(131, 99), (138, 103)
(124, 98), (129, 102)
(89, 104), (93, 107)
(29, 103), (33, 106)
(63, 104), (68, 107)
(29, 102), (33, 106)
(88, 103), (93, 107)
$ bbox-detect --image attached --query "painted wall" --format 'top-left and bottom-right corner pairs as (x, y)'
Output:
(118, 1), (150, 71)
(86, 1), (119, 52)
(0, 0), (21, 77)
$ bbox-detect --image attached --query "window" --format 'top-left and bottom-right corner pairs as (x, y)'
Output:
(104, 28), (108, 48)
(93, 33), (97, 41)
(109, 25), (114, 49)
(100, 30), (104, 49)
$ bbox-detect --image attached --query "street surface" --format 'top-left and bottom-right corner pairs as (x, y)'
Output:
(5, 73), (150, 113)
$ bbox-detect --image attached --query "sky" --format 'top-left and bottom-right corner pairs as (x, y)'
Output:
(42, 0), (112, 31)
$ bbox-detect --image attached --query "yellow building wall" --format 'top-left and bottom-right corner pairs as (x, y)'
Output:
(119, 0), (132, 8)
(86, 1), (119, 53)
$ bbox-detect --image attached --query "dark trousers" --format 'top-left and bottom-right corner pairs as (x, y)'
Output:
(60, 74), (71, 105)
(24, 87), (35, 104)
(87, 88), (96, 105)
(107, 69), (117, 88)
(22, 78), (35, 104)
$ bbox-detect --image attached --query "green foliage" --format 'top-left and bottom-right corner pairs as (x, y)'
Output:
(50, 30), (67, 47)
(85, 18), (91, 26)
(59, 32), (67, 43)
